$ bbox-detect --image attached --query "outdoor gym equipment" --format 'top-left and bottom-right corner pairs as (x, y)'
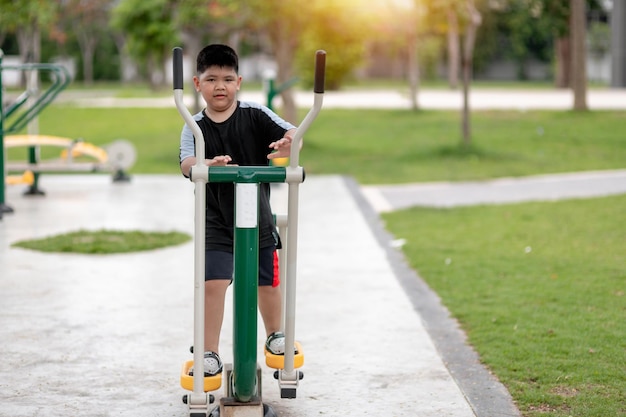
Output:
(0, 49), (70, 215)
(263, 70), (299, 112)
(4, 134), (136, 182)
(0, 49), (136, 219)
(173, 46), (325, 417)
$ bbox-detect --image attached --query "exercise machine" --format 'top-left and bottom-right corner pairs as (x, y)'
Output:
(0, 49), (134, 218)
(4, 134), (136, 184)
(173, 47), (325, 416)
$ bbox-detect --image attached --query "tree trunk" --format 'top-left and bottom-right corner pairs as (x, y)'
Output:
(570, 0), (588, 110)
(268, 27), (298, 124)
(114, 34), (139, 83)
(80, 38), (96, 86)
(147, 54), (159, 90)
(17, 25), (41, 88)
(461, 1), (482, 147)
(554, 36), (571, 88)
(447, 8), (460, 89)
(83, 48), (95, 85)
(611, 0), (626, 87)
(408, 35), (420, 111)
(180, 30), (204, 113)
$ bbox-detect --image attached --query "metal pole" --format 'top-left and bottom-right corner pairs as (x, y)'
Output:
(275, 214), (289, 332)
(0, 49), (5, 218)
(172, 47), (208, 410)
(232, 182), (260, 402)
(25, 57), (44, 196)
(282, 50), (326, 382)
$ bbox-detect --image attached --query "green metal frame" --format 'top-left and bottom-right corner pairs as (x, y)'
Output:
(0, 49), (71, 213)
(208, 167), (287, 401)
(265, 76), (299, 111)
(208, 166), (286, 184)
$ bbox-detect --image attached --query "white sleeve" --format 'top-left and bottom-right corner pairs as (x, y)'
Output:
(179, 123), (195, 162)
(179, 111), (204, 162)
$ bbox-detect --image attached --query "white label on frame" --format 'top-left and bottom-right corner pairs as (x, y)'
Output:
(235, 183), (258, 228)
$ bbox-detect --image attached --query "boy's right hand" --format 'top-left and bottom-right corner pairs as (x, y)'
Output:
(206, 155), (233, 166)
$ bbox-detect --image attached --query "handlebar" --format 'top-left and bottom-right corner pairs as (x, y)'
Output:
(173, 47), (183, 90)
(289, 50), (326, 167)
(314, 50), (326, 94)
(172, 47), (206, 167)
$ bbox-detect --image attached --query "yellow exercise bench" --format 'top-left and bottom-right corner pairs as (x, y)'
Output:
(5, 171), (35, 186)
(5, 134), (108, 164)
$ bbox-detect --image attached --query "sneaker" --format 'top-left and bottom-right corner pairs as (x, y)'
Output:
(189, 351), (223, 377)
(265, 331), (298, 355)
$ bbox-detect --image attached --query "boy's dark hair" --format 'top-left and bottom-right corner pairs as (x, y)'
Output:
(196, 44), (239, 74)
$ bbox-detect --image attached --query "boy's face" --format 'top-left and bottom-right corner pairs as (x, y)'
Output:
(194, 65), (242, 113)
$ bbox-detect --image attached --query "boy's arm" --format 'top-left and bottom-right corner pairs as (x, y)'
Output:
(180, 157), (196, 178)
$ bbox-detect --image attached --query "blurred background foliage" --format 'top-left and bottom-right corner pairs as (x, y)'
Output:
(0, 0), (612, 88)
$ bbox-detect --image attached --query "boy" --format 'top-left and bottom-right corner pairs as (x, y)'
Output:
(179, 44), (297, 376)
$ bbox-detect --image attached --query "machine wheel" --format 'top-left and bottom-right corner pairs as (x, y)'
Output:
(182, 394), (215, 404)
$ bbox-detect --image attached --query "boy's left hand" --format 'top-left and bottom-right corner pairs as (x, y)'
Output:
(267, 134), (293, 160)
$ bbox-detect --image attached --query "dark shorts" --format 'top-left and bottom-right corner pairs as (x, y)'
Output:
(205, 247), (279, 287)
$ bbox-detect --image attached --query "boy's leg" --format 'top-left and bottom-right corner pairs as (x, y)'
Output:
(204, 279), (230, 354)
(258, 247), (282, 337)
(258, 285), (282, 336)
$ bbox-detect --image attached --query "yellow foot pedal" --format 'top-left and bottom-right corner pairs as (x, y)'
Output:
(180, 360), (222, 392)
(265, 342), (304, 370)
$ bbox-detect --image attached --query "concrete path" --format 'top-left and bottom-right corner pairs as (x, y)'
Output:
(362, 169), (626, 212)
(0, 174), (520, 417)
(58, 88), (626, 110)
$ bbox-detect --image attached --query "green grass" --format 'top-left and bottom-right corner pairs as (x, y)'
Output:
(382, 196), (626, 417)
(11, 229), (191, 254)
(341, 79), (568, 91)
(301, 109), (626, 182)
(5, 107), (626, 183)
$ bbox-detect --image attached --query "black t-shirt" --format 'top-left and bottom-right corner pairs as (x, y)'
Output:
(180, 101), (295, 251)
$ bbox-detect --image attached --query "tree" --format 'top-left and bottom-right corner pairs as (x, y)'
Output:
(57, 0), (111, 85)
(484, 0), (590, 108)
(447, 8), (461, 89)
(544, 1), (571, 88)
(173, 0), (308, 123)
(0, 0), (58, 65)
(570, 0), (588, 110)
(296, 0), (371, 92)
(426, 0), (482, 145)
(390, 1), (424, 110)
(245, 0), (314, 124)
(461, 0), (482, 145)
(424, 0), (462, 89)
(110, 0), (178, 89)
(504, 1), (554, 80)
(545, 0), (589, 108)
(172, 0), (248, 112)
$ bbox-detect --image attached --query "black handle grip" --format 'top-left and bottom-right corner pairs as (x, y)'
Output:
(314, 50), (326, 94)
(173, 47), (183, 90)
